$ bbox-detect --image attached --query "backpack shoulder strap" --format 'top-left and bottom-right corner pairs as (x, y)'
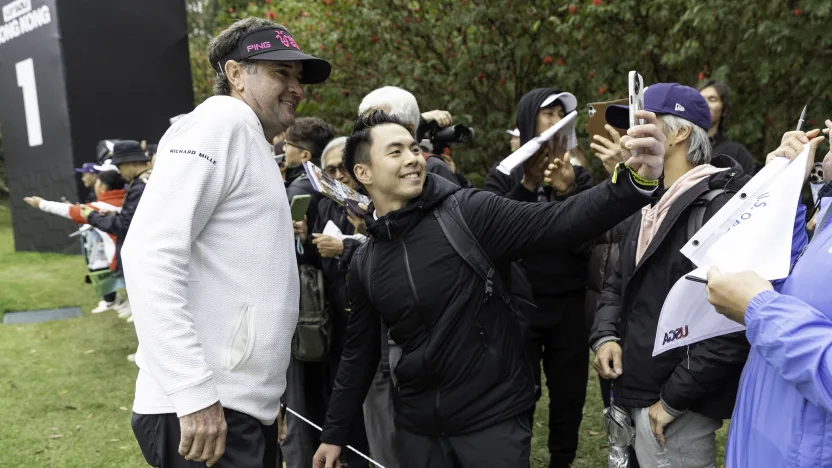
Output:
(353, 238), (375, 300)
(432, 193), (509, 304)
(687, 188), (726, 240)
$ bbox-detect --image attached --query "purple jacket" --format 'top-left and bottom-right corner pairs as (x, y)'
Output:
(727, 200), (832, 467)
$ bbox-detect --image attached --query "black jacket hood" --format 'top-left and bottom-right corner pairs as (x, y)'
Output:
(285, 164), (306, 184)
(367, 174), (461, 240)
(517, 88), (566, 146)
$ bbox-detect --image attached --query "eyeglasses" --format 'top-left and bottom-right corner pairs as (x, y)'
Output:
(324, 163), (347, 177)
(284, 140), (311, 153)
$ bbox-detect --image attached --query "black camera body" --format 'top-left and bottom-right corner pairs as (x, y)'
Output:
(422, 121), (475, 154)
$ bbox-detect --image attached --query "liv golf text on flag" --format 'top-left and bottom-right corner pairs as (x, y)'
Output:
(652, 146), (809, 356)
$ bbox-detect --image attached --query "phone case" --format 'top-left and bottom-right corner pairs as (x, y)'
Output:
(628, 71), (645, 129)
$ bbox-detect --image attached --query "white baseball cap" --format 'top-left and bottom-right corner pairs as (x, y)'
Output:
(540, 92), (578, 113)
(506, 128), (520, 137)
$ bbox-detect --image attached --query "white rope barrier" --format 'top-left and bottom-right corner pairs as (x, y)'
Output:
(285, 406), (386, 468)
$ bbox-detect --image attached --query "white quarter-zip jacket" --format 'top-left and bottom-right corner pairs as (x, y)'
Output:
(122, 96), (299, 425)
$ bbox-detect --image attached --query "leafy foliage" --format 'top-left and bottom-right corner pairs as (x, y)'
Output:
(187, 0), (832, 184)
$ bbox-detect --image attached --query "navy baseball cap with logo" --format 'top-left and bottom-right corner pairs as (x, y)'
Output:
(605, 83), (711, 131)
(214, 27), (331, 84)
(74, 162), (99, 174)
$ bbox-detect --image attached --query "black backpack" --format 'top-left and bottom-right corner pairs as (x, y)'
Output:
(354, 193), (535, 340)
(686, 188), (726, 240)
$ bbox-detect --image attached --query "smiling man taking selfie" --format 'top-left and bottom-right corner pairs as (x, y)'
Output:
(122, 18), (330, 468)
(313, 109), (667, 468)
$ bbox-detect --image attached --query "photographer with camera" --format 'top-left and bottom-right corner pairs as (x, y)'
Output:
(483, 88), (594, 468)
(359, 86), (469, 187)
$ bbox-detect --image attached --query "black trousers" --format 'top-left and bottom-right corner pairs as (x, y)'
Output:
(395, 414), (532, 468)
(525, 294), (588, 468)
(132, 409), (280, 468)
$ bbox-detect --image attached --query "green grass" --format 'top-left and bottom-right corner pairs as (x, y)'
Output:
(0, 198), (726, 467)
(0, 198), (145, 467)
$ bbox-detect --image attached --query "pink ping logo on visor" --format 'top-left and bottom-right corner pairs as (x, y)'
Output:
(275, 30), (300, 50)
(247, 42), (272, 52)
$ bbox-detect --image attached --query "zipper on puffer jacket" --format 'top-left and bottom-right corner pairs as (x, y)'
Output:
(400, 238), (420, 306)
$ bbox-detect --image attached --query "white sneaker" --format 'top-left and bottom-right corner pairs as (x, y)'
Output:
(127, 353), (136, 363)
(113, 299), (132, 319)
(91, 300), (115, 314)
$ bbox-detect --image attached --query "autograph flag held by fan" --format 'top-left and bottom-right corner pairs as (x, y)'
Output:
(653, 146), (809, 356)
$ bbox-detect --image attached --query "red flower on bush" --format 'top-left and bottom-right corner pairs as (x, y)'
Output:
(477, 72), (485, 81)
(371, 35), (379, 43)
(302, 11), (311, 17)
(265, 0), (272, 3)
(228, 7), (234, 13)
(593, 0), (603, 5)
(345, 52), (352, 59)
(267, 11), (276, 19)
(599, 87), (607, 94)
(568, 5), (578, 14)
(341, 89), (349, 96)
(794, 9), (802, 16)
(543, 55), (553, 64)
(556, 58), (564, 66)
(698, 71), (705, 81)
(499, 77), (506, 85)
(405, 16), (412, 23)
(319, 44), (326, 51)
(589, 71), (595, 78)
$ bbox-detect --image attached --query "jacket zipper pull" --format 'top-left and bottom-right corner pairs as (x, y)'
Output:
(385, 218), (392, 238)
(478, 324), (487, 348)
(483, 269), (494, 303)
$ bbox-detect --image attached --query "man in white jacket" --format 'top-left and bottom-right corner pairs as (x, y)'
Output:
(122, 18), (330, 468)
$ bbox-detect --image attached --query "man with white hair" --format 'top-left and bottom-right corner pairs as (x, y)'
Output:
(591, 83), (752, 468)
(358, 86), (462, 185)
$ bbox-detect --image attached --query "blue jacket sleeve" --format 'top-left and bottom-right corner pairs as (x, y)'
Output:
(773, 204), (808, 292)
(745, 289), (832, 412)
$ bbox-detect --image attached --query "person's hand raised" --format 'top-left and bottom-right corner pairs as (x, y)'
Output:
(591, 125), (627, 175)
(766, 129), (825, 181)
(544, 151), (576, 195)
(347, 203), (369, 236)
(618, 110), (666, 181)
(421, 110), (453, 127)
(23, 196), (44, 209)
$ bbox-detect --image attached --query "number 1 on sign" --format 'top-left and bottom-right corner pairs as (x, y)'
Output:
(16, 58), (43, 147)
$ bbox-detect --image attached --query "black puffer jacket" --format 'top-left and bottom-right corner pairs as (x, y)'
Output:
(321, 168), (655, 445)
(484, 164), (595, 301)
(590, 155), (751, 418)
(585, 228), (622, 331)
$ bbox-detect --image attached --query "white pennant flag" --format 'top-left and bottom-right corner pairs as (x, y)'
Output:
(653, 147), (808, 356)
